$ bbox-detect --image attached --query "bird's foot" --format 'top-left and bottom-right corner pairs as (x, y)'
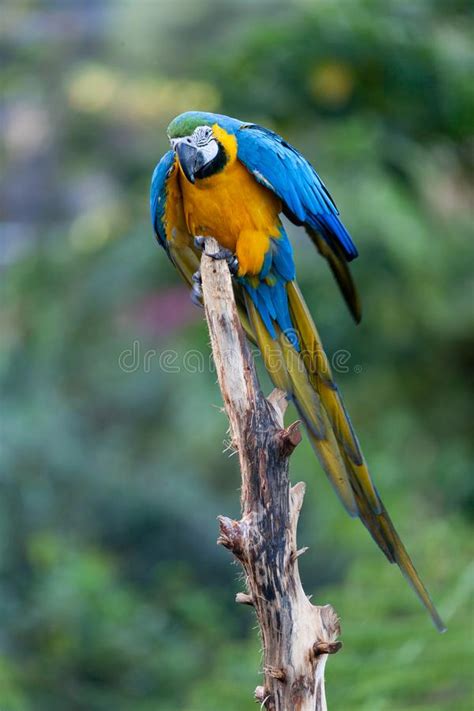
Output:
(194, 237), (239, 275)
(190, 270), (203, 308)
(209, 248), (239, 276)
(194, 235), (207, 251)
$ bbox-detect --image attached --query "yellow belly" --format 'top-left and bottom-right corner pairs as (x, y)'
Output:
(179, 160), (282, 276)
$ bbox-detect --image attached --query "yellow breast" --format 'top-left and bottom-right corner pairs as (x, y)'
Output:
(178, 128), (281, 255)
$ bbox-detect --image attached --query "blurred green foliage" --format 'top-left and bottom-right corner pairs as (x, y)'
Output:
(1, 1), (473, 710)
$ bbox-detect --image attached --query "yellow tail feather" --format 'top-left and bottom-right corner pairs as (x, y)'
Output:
(240, 280), (445, 632)
(245, 293), (359, 517)
(287, 282), (381, 514)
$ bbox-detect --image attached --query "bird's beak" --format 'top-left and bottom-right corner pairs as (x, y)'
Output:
(176, 141), (198, 184)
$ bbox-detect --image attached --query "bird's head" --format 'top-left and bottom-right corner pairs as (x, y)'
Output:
(167, 111), (241, 184)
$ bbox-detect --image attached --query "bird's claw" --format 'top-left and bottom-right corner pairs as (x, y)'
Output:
(227, 256), (239, 276)
(209, 248), (239, 276)
(209, 246), (233, 261)
(194, 236), (206, 251)
(190, 270), (203, 307)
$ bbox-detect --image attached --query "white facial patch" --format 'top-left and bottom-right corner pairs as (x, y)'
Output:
(170, 126), (219, 168)
(196, 137), (218, 164)
(193, 126), (218, 164)
(193, 125), (213, 146)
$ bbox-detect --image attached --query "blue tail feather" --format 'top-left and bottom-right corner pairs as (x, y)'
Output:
(241, 227), (299, 350)
(312, 213), (358, 261)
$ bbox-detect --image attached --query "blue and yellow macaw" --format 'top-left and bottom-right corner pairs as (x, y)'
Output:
(150, 111), (445, 632)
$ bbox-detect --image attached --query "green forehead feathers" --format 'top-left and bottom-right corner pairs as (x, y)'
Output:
(167, 114), (213, 139)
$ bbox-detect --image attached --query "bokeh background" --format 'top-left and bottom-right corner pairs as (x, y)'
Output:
(1, 1), (473, 710)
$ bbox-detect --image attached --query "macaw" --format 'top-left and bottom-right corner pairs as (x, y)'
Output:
(150, 111), (445, 632)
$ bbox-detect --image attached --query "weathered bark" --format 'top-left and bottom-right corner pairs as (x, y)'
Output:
(200, 238), (341, 711)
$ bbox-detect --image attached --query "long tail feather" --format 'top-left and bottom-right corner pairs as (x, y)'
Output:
(349, 462), (446, 633)
(246, 293), (359, 517)
(241, 280), (445, 632)
(287, 282), (381, 514)
(306, 227), (362, 323)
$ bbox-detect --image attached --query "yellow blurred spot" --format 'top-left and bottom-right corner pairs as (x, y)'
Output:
(308, 61), (355, 107)
(116, 79), (220, 122)
(67, 63), (219, 123)
(68, 63), (118, 112)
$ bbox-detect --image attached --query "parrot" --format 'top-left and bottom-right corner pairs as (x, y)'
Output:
(150, 111), (445, 632)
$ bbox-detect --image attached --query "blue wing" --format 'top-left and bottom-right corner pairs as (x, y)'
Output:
(236, 124), (358, 261)
(150, 149), (175, 251)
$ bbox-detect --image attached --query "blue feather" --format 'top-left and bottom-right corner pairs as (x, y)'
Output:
(236, 123), (358, 261)
(150, 150), (175, 250)
(260, 248), (273, 279)
(271, 231), (296, 282)
(242, 281), (277, 339)
(241, 228), (299, 350)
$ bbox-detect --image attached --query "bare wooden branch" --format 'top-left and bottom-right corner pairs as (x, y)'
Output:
(200, 237), (341, 711)
(235, 592), (254, 606)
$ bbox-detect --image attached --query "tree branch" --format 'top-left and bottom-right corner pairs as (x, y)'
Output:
(201, 237), (341, 711)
